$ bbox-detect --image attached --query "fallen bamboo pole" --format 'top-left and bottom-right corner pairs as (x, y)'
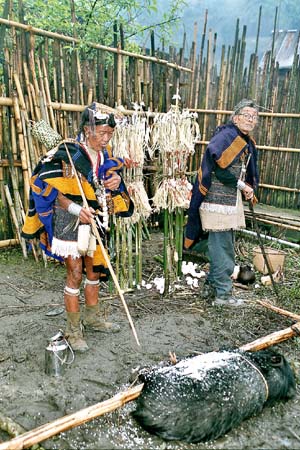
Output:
(256, 299), (300, 322)
(0, 384), (143, 450)
(239, 322), (300, 352)
(0, 239), (19, 248)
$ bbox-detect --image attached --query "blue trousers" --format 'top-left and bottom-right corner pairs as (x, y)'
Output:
(207, 230), (235, 297)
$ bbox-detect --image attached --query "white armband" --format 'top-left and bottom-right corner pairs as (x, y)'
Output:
(237, 179), (246, 190)
(67, 202), (82, 216)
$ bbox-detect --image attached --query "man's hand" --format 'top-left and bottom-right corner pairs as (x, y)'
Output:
(104, 172), (121, 191)
(242, 184), (254, 201)
(78, 207), (95, 224)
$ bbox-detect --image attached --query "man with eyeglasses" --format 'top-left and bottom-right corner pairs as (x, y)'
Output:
(184, 99), (259, 306)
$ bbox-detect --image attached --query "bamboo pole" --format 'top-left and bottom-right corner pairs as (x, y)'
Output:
(194, 139), (300, 154)
(75, 50), (84, 105)
(22, 62), (36, 121)
(188, 22), (198, 108)
(0, 384), (143, 450)
(1, 319), (300, 450)
(0, 238), (19, 248)
(240, 322), (300, 352)
(12, 94), (31, 199)
(256, 300), (300, 322)
(41, 59), (56, 130)
(0, 18), (193, 73)
(4, 185), (27, 257)
(3, 97), (300, 123)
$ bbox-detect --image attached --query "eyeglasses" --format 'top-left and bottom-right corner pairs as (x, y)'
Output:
(238, 113), (258, 122)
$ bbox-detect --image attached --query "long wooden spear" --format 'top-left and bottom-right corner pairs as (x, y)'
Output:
(63, 143), (140, 347)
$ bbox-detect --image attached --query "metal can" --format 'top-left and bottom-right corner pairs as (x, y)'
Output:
(45, 330), (74, 376)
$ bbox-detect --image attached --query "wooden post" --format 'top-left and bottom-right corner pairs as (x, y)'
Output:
(12, 94), (31, 204)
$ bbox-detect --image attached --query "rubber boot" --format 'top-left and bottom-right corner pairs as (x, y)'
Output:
(65, 312), (89, 352)
(83, 304), (120, 333)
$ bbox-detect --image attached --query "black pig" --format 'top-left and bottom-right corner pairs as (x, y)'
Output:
(132, 348), (296, 443)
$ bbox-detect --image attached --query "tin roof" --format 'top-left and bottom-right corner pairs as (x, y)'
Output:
(260, 30), (300, 69)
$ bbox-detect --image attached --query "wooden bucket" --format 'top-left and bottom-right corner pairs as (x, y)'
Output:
(252, 247), (286, 274)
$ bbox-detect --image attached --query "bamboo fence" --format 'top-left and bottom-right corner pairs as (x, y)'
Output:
(0, 9), (300, 286)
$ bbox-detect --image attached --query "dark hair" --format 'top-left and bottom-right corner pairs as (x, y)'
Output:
(78, 102), (117, 134)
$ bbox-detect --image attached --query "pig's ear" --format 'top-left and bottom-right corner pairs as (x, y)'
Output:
(270, 354), (283, 366)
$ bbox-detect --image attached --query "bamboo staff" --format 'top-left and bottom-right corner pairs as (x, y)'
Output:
(63, 143), (140, 347)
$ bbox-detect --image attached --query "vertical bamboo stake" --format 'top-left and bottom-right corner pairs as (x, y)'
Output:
(202, 29), (212, 143)
(188, 22), (198, 108)
(120, 23), (127, 106)
(116, 45), (122, 105)
(42, 58), (56, 130)
(127, 224), (134, 288)
(59, 43), (66, 104)
(75, 50), (84, 105)
(163, 208), (170, 295)
(255, 5), (262, 55)
(135, 220), (142, 287)
(12, 94), (31, 200)
(23, 62), (36, 120)
(36, 57), (49, 122)
(28, 33), (41, 120)
(4, 184), (27, 257)
(175, 207), (184, 276)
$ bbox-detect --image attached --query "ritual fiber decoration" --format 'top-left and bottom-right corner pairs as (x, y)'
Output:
(111, 107), (152, 288)
(150, 103), (200, 292)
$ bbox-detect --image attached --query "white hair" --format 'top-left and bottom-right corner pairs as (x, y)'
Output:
(230, 99), (259, 121)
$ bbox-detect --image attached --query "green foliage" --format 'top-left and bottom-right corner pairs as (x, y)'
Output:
(0, 0), (185, 50)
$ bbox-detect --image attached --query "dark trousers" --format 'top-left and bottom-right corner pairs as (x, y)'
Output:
(207, 230), (235, 298)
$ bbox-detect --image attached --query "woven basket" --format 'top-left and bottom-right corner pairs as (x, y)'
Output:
(31, 120), (62, 150)
(253, 246), (286, 274)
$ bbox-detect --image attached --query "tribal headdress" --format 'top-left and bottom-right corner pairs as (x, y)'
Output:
(78, 102), (124, 133)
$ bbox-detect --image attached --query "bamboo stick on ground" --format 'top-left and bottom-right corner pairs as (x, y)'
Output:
(0, 385), (143, 450)
(1, 320), (300, 449)
(0, 413), (45, 449)
(0, 238), (19, 248)
(256, 299), (300, 322)
(239, 322), (300, 352)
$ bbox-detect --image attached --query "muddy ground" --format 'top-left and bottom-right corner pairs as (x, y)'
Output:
(0, 231), (300, 450)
